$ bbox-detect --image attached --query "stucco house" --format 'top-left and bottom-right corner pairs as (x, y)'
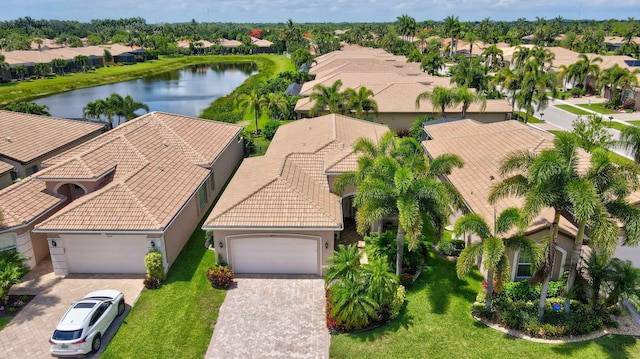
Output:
(0, 112), (243, 275)
(0, 110), (105, 181)
(202, 114), (389, 276)
(294, 47), (512, 130)
(422, 119), (585, 281)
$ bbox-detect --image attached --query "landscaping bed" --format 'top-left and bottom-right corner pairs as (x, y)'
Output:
(0, 294), (35, 331)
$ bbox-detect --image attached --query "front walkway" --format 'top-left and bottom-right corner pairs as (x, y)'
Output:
(0, 259), (144, 359)
(205, 275), (329, 359)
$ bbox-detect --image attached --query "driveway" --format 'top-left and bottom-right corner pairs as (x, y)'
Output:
(0, 259), (144, 358)
(205, 275), (329, 359)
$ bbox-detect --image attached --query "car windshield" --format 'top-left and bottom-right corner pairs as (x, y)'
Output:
(73, 302), (96, 309)
(52, 329), (83, 340)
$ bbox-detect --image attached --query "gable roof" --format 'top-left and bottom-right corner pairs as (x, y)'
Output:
(0, 111), (105, 164)
(18, 112), (241, 233)
(0, 176), (65, 230)
(422, 119), (583, 237)
(204, 114), (389, 229)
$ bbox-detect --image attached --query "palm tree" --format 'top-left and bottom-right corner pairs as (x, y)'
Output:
(582, 250), (614, 309)
(605, 258), (640, 308)
(344, 86), (378, 119)
(325, 244), (361, 285)
(511, 46), (531, 69)
(13, 65), (27, 81)
(259, 92), (289, 120)
(50, 58), (67, 76)
(516, 60), (558, 123)
(334, 134), (464, 276)
(415, 86), (456, 118)
(454, 209), (539, 310)
(489, 132), (583, 322)
(481, 44), (503, 71)
(34, 63), (51, 78)
(449, 57), (489, 92)
(491, 66), (523, 112)
(328, 277), (379, 330)
(396, 14), (418, 42)
(361, 258), (399, 310)
(236, 90), (263, 136)
(122, 95), (150, 121)
(73, 55), (89, 72)
(421, 52), (444, 76)
(619, 126), (640, 164)
(442, 15), (461, 58)
(454, 86), (486, 118)
(309, 80), (345, 116)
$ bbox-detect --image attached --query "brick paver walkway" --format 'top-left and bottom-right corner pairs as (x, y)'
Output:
(0, 259), (144, 359)
(205, 275), (329, 359)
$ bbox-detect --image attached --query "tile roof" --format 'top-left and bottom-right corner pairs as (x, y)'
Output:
(0, 177), (65, 230)
(0, 161), (13, 175)
(423, 119), (582, 237)
(26, 112), (241, 232)
(0, 111), (105, 163)
(204, 114), (389, 229)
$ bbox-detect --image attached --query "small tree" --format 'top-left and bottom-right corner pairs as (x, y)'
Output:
(262, 120), (281, 141)
(144, 249), (165, 283)
(571, 114), (615, 152)
(103, 49), (113, 64)
(0, 251), (30, 300)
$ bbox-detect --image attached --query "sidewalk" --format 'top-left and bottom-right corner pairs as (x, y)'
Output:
(552, 96), (639, 122)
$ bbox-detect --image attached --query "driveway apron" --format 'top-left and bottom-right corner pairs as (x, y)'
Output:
(205, 275), (329, 359)
(0, 259), (144, 359)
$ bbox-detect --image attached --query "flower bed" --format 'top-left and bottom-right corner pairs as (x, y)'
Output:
(0, 294), (35, 328)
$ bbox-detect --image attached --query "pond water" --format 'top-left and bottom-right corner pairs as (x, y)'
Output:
(34, 63), (257, 119)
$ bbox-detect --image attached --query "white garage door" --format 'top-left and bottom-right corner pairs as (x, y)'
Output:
(230, 236), (319, 274)
(63, 234), (149, 273)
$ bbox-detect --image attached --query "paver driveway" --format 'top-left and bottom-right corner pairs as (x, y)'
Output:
(0, 259), (144, 359)
(205, 275), (329, 359)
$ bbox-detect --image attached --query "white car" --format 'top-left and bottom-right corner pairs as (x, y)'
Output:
(49, 289), (125, 357)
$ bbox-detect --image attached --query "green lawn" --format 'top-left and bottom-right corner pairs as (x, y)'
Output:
(514, 111), (544, 123)
(577, 103), (618, 115)
(628, 120), (640, 127)
(604, 121), (629, 131)
(0, 315), (11, 331)
(547, 130), (634, 166)
(330, 253), (640, 359)
(100, 224), (225, 359)
(554, 104), (591, 115)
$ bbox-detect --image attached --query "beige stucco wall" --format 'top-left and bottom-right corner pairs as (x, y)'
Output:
(163, 138), (244, 268)
(212, 229), (335, 276)
(0, 171), (12, 189)
(506, 229), (574, 281)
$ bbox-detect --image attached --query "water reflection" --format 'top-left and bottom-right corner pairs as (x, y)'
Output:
(35, 63), (257, 119)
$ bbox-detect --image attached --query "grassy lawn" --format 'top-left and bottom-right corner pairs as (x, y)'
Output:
(330, 253), (640, 359)
(514, 111), (544, 123)
(554, 104), (591, 115)
(0, 316), (11, 331)
(577, 103), (618, 115)
(101, 223), (225, 359)
(604, 121), (629, 131)
(628, 120), (640, 127)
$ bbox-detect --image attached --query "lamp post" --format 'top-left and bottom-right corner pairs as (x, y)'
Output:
(539, 112), (544, 122)
(609, 115), (614, 126)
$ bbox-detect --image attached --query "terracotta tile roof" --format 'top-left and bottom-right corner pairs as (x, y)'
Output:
(0, 111), (105, 164)
(0, 177), (65, 229)
(204, 114), (389, 229)
(423, 119), (581, 236)
(0, 161), (13, 175)
(29, 112), (241, 232)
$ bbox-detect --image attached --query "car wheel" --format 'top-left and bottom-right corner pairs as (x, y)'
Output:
(91, 334), (101, 353)
(117, 299), (125, 316)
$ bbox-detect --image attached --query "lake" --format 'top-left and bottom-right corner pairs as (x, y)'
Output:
(34, 63), (257, 119)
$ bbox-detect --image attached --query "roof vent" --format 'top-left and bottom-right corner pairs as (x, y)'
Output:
(5, 136), (11, 142)
(157, 165), (163, 171)
(162, 140), (168, 147)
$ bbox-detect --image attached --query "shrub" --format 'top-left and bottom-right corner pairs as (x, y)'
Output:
(143, 277), (162, 290)
(570, 87), (586, 97)
(262, 119), (281, 141)
(206, 265), (235, 289)
(622, 98), (636, 110)
(437, 239), (465, 257)
(144, 249), (166, 282)
(388, 285), (406, 320)
(0, 251), (30, 299)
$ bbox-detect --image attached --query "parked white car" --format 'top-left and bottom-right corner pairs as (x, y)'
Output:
(49, 289), (125, 357)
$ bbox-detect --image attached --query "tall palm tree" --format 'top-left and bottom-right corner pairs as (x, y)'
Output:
(489, 132), (584, 322)
(490, 66), (523, 112)
(259, 92), (289, 120)
(511, 46), (531, 69)
(516, 60), (558, 123)
(236, 90), (263, 136)
(442, 15), (461, 58)
(344, 86), (378, 119)
(309, 80), (345, 116)
(334, 135), (464, 276)
(454, 86), (486, 118)
(455, 209), (539, 311)
(121, 95), (150, 121)
(415, 86), (456, 118)
(481, 44), (503, 71)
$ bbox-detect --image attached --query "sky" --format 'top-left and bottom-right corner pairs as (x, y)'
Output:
(0, 0), (638, 24)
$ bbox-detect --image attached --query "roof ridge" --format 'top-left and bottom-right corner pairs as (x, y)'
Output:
(120, 183), (163, 229)
(209, 177), (279, 222)
(149, 113), (209, 165)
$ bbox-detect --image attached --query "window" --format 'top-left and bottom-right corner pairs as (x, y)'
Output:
(516, 251), (532, 279)
(0, 232), (17, 252)
(25, 165), (38, 176)
(198, 185), (208, 210)
(89, 303), (109, 327)
(209, 173), (215, 192)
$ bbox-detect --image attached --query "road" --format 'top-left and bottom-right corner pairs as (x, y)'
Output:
(534, 99), (634, 159)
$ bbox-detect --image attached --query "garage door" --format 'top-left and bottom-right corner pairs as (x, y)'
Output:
(230, 236), (319, 274)
(63, 234), (149, 273)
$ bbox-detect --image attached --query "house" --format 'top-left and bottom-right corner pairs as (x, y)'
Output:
(0, 112), (243, 275)
(0, 110), (106, 179)
(294, 47), (512, 130)
(202, 114), (389, 276)
(422, 119), (585, 281)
